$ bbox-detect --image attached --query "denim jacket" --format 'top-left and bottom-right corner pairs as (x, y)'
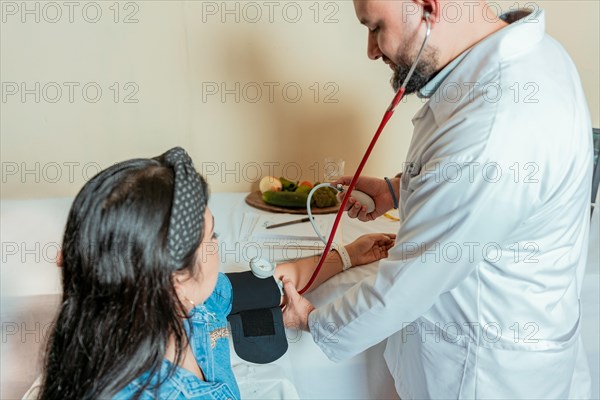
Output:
(114, 273), (240, 399)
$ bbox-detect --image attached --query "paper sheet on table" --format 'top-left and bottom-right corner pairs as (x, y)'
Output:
(239, 212), (343, 261)
(252, 214), (337, 241)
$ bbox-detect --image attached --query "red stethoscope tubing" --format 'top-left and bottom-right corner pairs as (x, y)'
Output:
(298, 87), (406, 295)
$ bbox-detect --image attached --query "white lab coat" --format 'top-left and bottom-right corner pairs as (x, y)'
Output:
(309, 9), (593, 399)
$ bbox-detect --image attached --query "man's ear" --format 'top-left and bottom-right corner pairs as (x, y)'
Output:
(414, 0), (439, 23)
(56, 250), (63, 267)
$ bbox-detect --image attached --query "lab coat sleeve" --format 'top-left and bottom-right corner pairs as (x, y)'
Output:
(308, 152), (535, 362)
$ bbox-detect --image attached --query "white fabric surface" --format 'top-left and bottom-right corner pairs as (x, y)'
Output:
(233, 364), (299, 400)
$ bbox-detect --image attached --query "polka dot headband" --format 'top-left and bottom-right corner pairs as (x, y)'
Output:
(161, 147), (207, 261)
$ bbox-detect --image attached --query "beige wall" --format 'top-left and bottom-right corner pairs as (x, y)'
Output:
(1, 0), (598, 198)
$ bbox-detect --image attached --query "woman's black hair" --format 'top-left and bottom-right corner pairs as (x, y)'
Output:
(38, 153), (209, 399)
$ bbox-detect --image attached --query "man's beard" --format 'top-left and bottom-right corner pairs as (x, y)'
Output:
(390, 44), (439, 94)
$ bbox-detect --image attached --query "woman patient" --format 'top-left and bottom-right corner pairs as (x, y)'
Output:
(34, 147), (395, 399)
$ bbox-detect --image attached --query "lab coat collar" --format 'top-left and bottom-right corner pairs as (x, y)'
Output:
(414, 8), (545, 126)
(417, 50), (471, 99)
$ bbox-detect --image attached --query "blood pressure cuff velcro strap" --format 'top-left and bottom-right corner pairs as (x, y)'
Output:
(225, 271), (287, 364)
(226, 271), (280, 314)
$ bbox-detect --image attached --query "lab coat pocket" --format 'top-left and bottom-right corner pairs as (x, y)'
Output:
(389, 317), (470, 399)
(399, 162), (419, 211)
(474, 341), (579, 399)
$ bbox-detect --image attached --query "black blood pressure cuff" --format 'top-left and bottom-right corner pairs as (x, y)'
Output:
(225, 271), (287, 364)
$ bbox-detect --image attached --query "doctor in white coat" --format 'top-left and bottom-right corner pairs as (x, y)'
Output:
(282, 0), (593, 398)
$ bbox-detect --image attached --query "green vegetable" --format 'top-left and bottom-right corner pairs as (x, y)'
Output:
(294, 185), (312, 195)
(312, 186), (338, 208)
(262, 191), (308, 208)
(263, 179), (338, 208)
(279, 177), (297, 192)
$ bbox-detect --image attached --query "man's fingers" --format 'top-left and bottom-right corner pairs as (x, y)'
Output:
(341, 196), (354, 212)
(357, 205), (369, 221)
(282, 279), (314, 330)
(356, 204), (372, 222)
(332, 176), (352, 187)
(346, 199), (361, 219)
(341, 194), (374, 222)
(341, 194), (357, 210)
(282, 279), (298, 300)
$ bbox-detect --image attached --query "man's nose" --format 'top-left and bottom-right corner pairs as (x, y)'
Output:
(367, 33), (382, 60)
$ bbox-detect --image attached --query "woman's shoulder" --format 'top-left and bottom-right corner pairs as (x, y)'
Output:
(201, 273), (233, 319)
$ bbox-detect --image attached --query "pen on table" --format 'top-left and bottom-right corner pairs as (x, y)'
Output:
(266, 217), (311, 229)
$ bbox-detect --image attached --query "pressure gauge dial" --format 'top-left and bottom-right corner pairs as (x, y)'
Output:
(249, 257), (276, 279)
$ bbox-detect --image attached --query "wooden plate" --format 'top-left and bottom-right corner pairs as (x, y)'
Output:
(245, 191), (340, 214)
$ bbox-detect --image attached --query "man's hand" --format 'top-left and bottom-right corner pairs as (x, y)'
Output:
(345, 233), (396, 267)
(333, 176), (399, 221)
(281, 279), (315, 331)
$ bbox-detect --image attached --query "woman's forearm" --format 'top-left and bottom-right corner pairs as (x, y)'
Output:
(274, 250), (343, 293)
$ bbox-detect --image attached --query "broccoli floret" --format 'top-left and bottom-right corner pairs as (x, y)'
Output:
(312, 186), (338, 208)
